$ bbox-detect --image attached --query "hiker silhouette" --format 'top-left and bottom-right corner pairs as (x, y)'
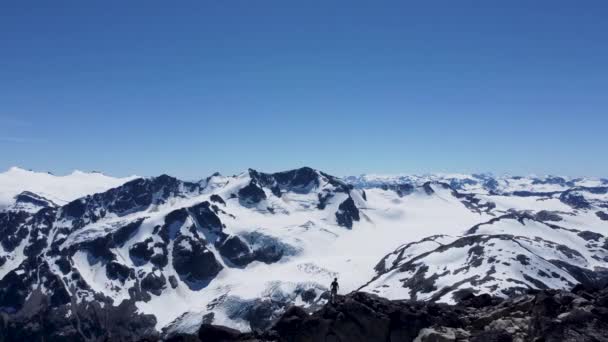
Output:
(330, 278), (339, 304)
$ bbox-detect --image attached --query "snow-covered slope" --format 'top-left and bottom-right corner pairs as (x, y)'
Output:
(0, 168), (607, 340)
(361, 213), (608, 303)
(0, 166), (137, 211)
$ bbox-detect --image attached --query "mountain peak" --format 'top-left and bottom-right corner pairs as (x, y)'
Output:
(6, 166), (32, 174)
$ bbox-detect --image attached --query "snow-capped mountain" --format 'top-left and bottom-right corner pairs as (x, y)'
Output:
(0, 166), (137, 212)
(345, 173), (608, 195)
(0, 167), (607, 340)
(362, 213), (608, 302)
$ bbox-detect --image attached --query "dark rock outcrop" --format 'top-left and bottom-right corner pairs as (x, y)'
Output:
(535, 210), (563, 222)
(597, 211), (608, 221)
(172, 235), (222, 289)
(240, 231), (298, 264)
(247, 167), (352, 200)
(59, 174), (198, 230)
(193, 286), (608, 342)
(112, 218), (145, 247)
(210, 194), (226, 205)
(159, 208), (189, 242)
(560, 191), (591, 209)
(263, 167), (320, 193)
(189, 201), (223, 232)
(198, 324), (243, 342)
(106, 261), (134, 283)
(511, 190), (560, 197)
(238, 182), (267, 206)
(216, 235), (254, 267)
(0, 210), (30, 252)
(12, 191), (57, 211)
(380, 183), (415, 197)
(335, 196), (360, 229)
(141, 271), (167, 296)
(130, 238), (155, 265)
(422, 182), (436, 195)
(1, 292), (158, 342)
(249, 167), (330, 194)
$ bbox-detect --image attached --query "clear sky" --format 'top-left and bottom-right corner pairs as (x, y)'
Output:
(1, 1), (607, 179)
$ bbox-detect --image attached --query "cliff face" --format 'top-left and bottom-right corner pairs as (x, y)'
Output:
(184, 284), (608, 342)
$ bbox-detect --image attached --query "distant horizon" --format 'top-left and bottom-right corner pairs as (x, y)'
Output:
(2, 2), (607, 178)
(2, 165), (605, 181)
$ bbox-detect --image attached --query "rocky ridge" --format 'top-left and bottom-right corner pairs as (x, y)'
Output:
(186, 284), (608, 342)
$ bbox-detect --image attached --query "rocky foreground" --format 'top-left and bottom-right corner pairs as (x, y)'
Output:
(163, 284), (608, 342)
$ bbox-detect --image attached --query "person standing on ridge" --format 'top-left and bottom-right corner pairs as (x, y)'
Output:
(330, 278), (339, 304)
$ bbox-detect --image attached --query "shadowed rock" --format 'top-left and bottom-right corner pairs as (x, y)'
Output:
(175, 286), (608, 342)
(335, 196), (360, 229)
(172, 235), (222, 289)
(238, 182), (267, 206)
(597, 211), (608, 221)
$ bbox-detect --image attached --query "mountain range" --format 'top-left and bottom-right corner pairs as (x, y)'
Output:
(0, 166), (607, 341)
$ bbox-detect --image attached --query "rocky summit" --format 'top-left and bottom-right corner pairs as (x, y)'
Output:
(186, 284), (608, 342)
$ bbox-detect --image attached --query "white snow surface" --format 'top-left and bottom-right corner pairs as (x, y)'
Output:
(0, 166), (137, 210)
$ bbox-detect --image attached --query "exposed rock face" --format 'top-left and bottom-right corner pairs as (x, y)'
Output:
(141, 270), (167, 296)
(1, 292), (158, 342)
(59, 175), (198, 228)
(379, 183), (416, 197)
(0, 210), (30, 252)
(560, 187), (608, 209)
(535, 210), (563, 222)
(238, 182), (267, 206)
(189, 201), (223, 232)
(560, 191), (591, 209)
(251, 167), (320, 194)
(10, 191), (57, 213)
(216, 235), (254, 266)
(106, 261), (135, 283)
(197, 324), (242, 341)
(335, 197), (360, 229)
(210, 194), (226, 205)
(192, 287), (608, 342)
(172, 235), (222, 289)
(245, 167), (353, 209)
(249, 167), (350, 196)
(450, 191), (496, 214)
(422, 181), (436, 195)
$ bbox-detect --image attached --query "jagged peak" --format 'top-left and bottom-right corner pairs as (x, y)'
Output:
(247, 167), (336, 191)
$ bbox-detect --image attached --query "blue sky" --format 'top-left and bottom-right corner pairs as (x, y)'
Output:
(1, 1), (607, 179)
